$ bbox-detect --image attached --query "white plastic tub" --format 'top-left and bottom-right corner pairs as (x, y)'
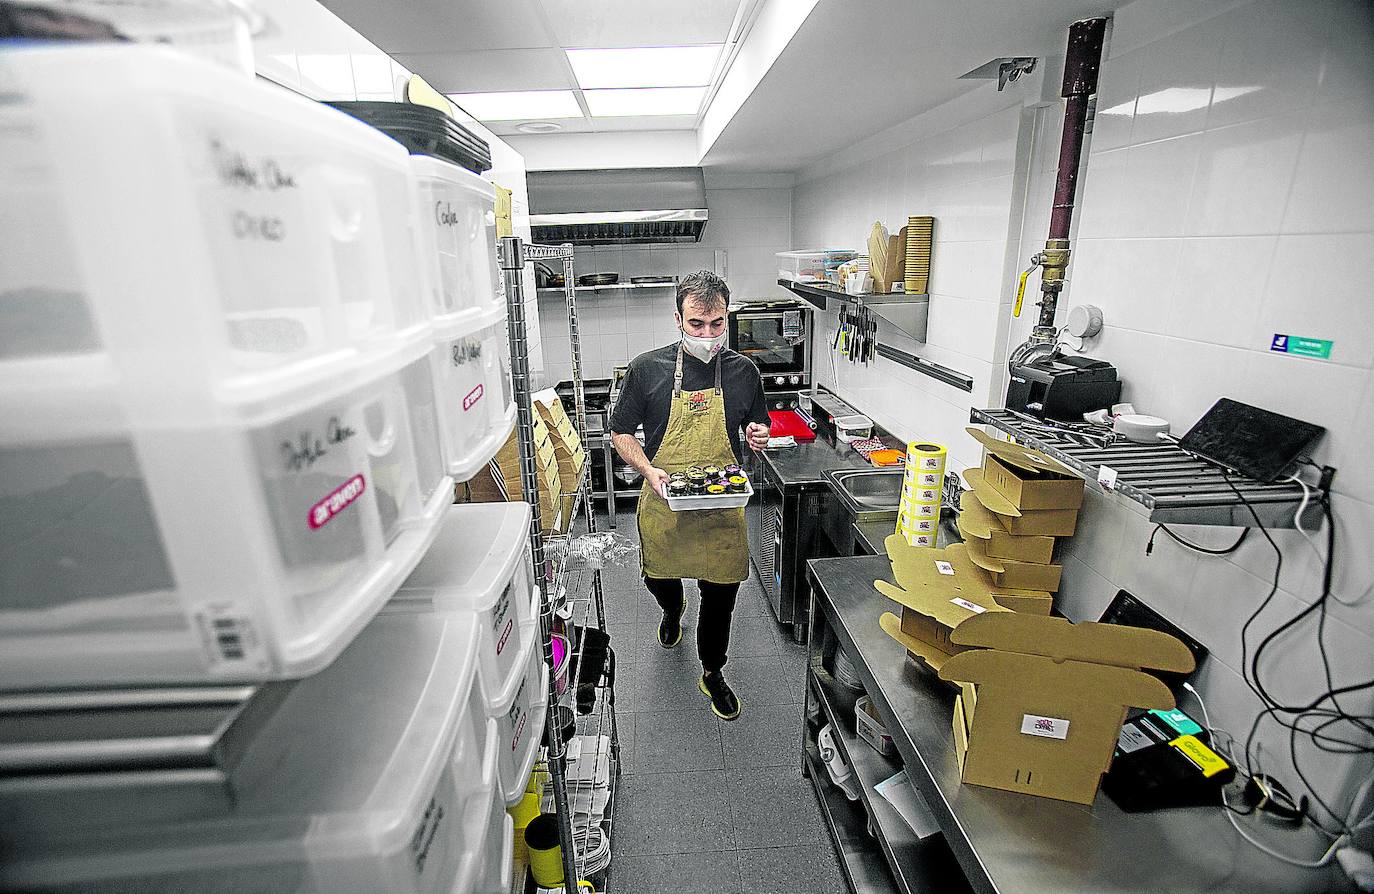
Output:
(0, 610), (501, 894)
(484, 630), (550, 806)
(0, 346), (452, 689)
(0, 44), (428, 400)
(392, 503), (538, 702)
(431, 308), (516, 482)
(410, 155), (504, 326)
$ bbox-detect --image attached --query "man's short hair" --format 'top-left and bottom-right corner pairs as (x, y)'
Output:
(676, 270), (730, 316)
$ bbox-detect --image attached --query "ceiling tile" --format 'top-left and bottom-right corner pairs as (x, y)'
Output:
(486, 118), (597, 137)
(320, 0), (556, 53)
(537, 0), (743, 48)
(395, 49), (573, 92)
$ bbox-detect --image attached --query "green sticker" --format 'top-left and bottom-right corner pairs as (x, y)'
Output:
(1271, 334), (1333, 359)
(1149, 708), (1203, 737)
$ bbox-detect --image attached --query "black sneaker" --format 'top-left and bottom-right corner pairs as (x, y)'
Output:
(698, 671), (741, 721)
(658, 592), (686, 649)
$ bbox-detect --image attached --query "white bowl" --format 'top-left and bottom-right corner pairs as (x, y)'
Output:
(1113, 413), (1170, 444)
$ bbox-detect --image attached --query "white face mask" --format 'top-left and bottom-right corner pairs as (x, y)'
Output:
(681, 328), (727, 363)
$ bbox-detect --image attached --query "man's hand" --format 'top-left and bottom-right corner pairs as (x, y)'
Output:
(745, 422), (771, 453)
(644, 467), (672, 498)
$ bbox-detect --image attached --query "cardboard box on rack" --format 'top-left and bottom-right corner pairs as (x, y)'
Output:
(967, 428), (1084, 511)
(468, 419), (562, 533)
(875, 539), (1051, 672)
(963, 468), (1079, 537)
(963, 536), (1063, 592)
(532, 389), (587, 500)
(957, 491), (1056, 564)
(937, 612), (1196, 805)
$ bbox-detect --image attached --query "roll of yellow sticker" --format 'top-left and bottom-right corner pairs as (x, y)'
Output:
(906, 441), (947, 473)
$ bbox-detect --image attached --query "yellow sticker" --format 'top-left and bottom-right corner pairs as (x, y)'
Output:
(1169, 735), (1229, 778)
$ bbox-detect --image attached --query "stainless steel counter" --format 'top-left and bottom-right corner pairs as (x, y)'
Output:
(758, 437), (875, 490)
(805, 555), (1353, 894)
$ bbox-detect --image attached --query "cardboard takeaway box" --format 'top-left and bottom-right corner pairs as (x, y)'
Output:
(939, 612), (1196, 805)
(962, 427), (1082, 537)
(876, 538), (1052, 673)
(956, 491), (1055, 564)
(463, 415), (563, 533)
(532, 390), (587, 490)
(963, 535), (1062, 592)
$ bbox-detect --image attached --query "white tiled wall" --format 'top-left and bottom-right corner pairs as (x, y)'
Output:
(792, 99), (1028, 473)
(1020, 0), (1374, 823)
(794, 0), (1373, 823)
(539, 186), (794, 383)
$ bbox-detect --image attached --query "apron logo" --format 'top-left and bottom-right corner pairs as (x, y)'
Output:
(687, 390), (709, 413)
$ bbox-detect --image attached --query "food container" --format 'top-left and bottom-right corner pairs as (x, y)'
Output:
(389, 503), (538, 704)
(481, 627), (549, 805)
(0, 610), (499, 893)
(409, 155), (504, 326)
(836, 414), (874, 443)
(776, 250), (858, 284)
(855, 695), (897, 757)
(665, 475), (753, 511)
(2, 346), (452, 690)
(430, 308), (516, 482)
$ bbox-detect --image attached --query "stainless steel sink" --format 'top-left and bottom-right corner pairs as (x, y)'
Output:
(823, 468), (905, 522)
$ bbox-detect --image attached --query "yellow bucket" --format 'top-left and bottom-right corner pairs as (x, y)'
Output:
(525, 813), (564, 887)
(508, 790), (542, 864)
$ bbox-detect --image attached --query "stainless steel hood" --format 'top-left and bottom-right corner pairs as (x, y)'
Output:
(527, 167), (708, 245)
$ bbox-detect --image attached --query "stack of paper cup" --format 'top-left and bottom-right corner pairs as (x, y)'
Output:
(897, 442), (946, 547)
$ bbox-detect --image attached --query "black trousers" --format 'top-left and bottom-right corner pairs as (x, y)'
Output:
(643, 576), (740, 673)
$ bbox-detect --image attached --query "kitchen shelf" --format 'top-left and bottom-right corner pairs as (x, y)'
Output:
(970, 407), (1322, 529)
(536, 280), (676, 295)
(804, 740), (900, 894)
(810, 668), (949, 894)
(779, 279), (929, 343)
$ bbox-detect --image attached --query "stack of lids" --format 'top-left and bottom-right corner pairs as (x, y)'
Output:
(326, 100), (492, 174)
(904, 215), (934, 294)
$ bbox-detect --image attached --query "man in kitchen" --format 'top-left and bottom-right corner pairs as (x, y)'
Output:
(609, 271), (770, 721)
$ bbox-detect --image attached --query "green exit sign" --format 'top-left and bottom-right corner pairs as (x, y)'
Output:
(1270, 334), (1333, 360)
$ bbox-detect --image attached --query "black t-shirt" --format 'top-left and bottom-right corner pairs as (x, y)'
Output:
(609, 343), (769, 464)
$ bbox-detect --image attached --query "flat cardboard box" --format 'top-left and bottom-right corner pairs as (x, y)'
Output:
(963, 469), (1079, 537)
(533, 390), (587, 497)
(938, 612), (1196, 805)
(875, 539), (1052, 669)
(967, 427), (1084, 511)
(952, 692), (970, 771)
(964, 536), (1063, 592)
(957, 491), (1056, 564)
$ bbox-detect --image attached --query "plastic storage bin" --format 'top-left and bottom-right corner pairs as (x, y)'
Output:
(485, 630), (550, 806)
(392, 503), (538, 701)
(431, 307), (516, 482)
(776, 249), (858, 283)
(1, 346), (452, 690)
(0, 45), (429, 397)
(475, 724), (517, 893)
(411, 155), (504, 326)
(0, 610), (501, 894)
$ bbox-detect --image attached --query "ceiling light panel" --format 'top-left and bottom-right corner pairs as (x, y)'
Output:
(448, 90), (582, 121)
(584, 86), (708, 117)
(567, 45), (722, 89)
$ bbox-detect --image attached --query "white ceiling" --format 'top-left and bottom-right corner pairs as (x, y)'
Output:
(319, 0), (1117, 172)
(318, 0), (748, 135)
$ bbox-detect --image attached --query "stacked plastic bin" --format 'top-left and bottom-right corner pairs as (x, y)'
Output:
(897, 442), (947, 546)
(0, 43), (522, 894)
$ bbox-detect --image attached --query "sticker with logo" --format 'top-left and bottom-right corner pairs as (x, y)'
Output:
(686, 390), (710, 413)
(509, 682), (529, 752)
(935, 561), (955, 575)
(308, 474), (366, 530)
(463, 384), (484, 411)
(1021, 714), (1070, 740)
(949, 597), (986, 614)
(492, 585), (514, 657)
(1117, 724), (1157, 754)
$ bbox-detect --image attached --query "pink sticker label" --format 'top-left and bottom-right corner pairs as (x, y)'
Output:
(307, 474), (365, 530)
(463, 383), (484, 411)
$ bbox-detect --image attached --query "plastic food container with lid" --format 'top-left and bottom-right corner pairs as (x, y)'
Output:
(430, 307), (516, 482)
(0, 609), (502, 893)
(390, 503), (538, 703)
(482, 629), (550, 806)
(410, 155), (504, 326)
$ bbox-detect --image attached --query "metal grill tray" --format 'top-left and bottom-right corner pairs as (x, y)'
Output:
(665, 479), (753, 511)
(970, 408), (1320, 529)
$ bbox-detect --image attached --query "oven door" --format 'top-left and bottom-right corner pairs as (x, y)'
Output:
(729, 311), (806, 378)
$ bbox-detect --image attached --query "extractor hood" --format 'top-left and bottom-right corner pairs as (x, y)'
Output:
(527, 167), (708, 245)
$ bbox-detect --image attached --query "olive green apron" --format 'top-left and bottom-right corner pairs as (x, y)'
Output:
(637, 344), (750, 584)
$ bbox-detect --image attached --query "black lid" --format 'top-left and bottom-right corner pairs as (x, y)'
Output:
(325, 101), (492, 174)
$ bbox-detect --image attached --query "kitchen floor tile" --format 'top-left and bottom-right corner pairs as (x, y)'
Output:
(723, 768), (827, 849)
(722, 656), (798, 708)
(631, 707), (726, 773)
(725, 616), (783, 657)
(611, 770), (738, 856)
(734, 844), (846, 894)
(634, 646), (714, 712)
(720, 702), (806, 770)
(607, 851), (743, 894)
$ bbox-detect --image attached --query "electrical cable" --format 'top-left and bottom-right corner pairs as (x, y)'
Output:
(1147, 523), (1248, 556)
(1185, 683), (1349, 869)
